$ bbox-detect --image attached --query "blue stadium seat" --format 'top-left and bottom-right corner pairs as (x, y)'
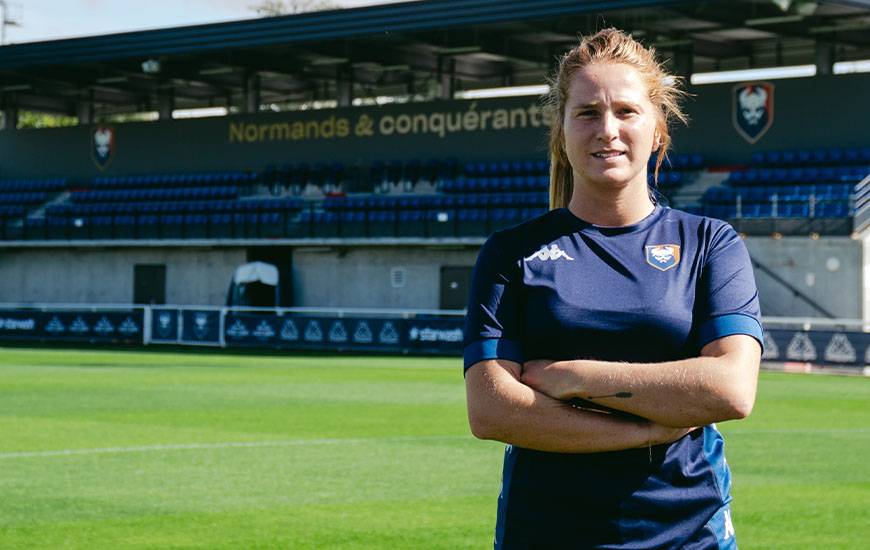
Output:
(705, 205), (729, 219)
(728, 171), (745, 184)
(832, 184), (853, 199)
(520, 161), (535, 175)
(817, 201), (849, 218)
(765, 151), (783, 166)
(796, 149), (812, 165)
(750, 151), (765, 165)
(399, 210), (424, 223)
(47, 217), (68, 233)
(781, 150), (797, 165)
(744, 187), (770, 203)
(458, 209), (485, 222)
(780, 203), (809, 218)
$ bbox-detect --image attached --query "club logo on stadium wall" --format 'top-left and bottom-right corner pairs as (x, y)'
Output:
(733, 82), (774, 144)
(193, 313), (210, 339)
(156, 312), (174, 338)
(92, 125), (116, 170)
(645, 244), (681, 271)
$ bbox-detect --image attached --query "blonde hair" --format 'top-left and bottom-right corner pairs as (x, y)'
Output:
(546, 28), (689, 210)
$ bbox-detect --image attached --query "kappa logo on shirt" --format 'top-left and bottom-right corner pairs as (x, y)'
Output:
(524, 244), (574, 262)
(645, 244), (681, 271)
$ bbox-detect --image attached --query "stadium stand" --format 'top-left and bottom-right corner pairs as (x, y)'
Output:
(19, 144), (867, 241)
(1, 153), (715, 240)
(0, 0), (868, 323)
(695, 146), (869, 234)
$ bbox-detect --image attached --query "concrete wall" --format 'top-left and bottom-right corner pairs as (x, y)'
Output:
(0, 247), (246, 305)
(0, 244), (481, 309)
(0, 239), (862, 319)
(745, 236), (862, 319)
(291, 245), (479, 309)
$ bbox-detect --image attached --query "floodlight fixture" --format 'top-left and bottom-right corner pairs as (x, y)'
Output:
(691, 64), (816, 85)
(455, 84), (550, 99)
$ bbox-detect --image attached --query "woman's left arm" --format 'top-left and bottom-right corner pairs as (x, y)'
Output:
(521, 334), (761, 428)
(523, 222), (764, 428)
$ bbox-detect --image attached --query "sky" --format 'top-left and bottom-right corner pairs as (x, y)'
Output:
(1, 0), (419, 44)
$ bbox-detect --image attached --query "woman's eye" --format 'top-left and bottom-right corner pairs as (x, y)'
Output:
(577, 110), (597, 117)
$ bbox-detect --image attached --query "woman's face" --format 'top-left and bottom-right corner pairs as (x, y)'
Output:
(562, 62), (660, 194)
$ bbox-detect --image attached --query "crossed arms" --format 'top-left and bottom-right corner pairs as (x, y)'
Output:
(465, 334), (761, 453)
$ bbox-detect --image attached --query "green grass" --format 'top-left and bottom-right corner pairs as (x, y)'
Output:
(0, 347), (867, 549)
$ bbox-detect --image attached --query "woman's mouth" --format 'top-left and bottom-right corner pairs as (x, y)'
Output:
(592, 151), (625, 159)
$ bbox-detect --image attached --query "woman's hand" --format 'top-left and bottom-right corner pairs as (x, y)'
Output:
(521, 359), (579, 401)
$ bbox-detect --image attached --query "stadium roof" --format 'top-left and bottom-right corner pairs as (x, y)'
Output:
(0, 0), (868, 119)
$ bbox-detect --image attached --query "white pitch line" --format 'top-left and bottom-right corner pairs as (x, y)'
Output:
(3, 429), (865, 460)
(0, 435), (469, 460)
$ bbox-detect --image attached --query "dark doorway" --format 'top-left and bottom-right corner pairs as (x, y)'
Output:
(440, 266), (472, 310)
(134, 264), (166, 304)
(247, 246), (294, 307)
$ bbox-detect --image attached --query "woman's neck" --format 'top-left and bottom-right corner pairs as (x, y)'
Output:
(567, 181), (655, 227)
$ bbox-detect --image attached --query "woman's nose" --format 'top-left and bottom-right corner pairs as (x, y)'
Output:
(596, 111), (618, 142)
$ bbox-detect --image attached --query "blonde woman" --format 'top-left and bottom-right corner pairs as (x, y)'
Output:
(464, 28), (762, 549)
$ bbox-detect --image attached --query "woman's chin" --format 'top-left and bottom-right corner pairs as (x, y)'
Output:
(587, 172), (639, 189)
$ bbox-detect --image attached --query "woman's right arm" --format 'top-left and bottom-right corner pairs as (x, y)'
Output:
(466, 358), (693, 454)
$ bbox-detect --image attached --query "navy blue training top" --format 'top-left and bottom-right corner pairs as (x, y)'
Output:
(464, 205), (763, 549)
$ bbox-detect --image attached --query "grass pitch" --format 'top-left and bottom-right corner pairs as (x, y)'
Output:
(0, 347), (867, 549)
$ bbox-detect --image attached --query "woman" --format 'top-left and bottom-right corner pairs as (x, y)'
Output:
(464, 28), (763, 549)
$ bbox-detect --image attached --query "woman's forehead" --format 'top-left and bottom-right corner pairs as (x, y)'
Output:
(566, 63), (651, 104)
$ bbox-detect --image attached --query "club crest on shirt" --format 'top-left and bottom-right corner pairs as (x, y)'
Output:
(645, 244), (681, 271)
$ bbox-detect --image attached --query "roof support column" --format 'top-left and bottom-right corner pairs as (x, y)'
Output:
(158, 90), (174, 120)
(77, 92), (94, 125)
(1, 105), (18, 131)
(672, 45), (693, 81)
(439, 56), (455, 100)
(245, 72), (260, 113)
(815, 41), (835, 76)
(337, 65), (353, 107)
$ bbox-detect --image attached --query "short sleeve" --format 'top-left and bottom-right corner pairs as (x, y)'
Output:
(463, 232), (525, 374)
(694, 223), (764, 351)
